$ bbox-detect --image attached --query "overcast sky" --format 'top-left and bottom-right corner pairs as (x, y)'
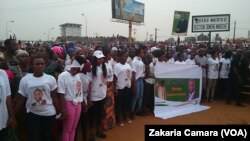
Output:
(1, 0), (250, 41)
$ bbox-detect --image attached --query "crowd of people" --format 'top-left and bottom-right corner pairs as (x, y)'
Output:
(0, 35), (250, 141)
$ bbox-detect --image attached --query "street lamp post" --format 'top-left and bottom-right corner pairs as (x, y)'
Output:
(43, 33), (47, 41)
(48, 27), (54, 41)
(81, 13), (87, 37)
(6, 20), (14, 39)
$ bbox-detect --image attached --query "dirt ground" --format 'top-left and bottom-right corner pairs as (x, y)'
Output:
(85, 100), (250, 141)
(16, 99), (250, 141)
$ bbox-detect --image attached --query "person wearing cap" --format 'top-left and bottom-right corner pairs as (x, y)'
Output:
(88, 50), (107, 140)
(57, 56), (85, 141)
(14, 56), (60, 141)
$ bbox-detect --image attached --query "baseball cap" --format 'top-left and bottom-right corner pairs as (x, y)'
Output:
(70, 59), (83, 69)
(93, 50), (105, 58)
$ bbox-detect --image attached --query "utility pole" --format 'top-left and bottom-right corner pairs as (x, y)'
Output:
(128, 21), (132, 44)
(233, 21), (236, 43)
(146, 32), (148, 42)
(133, 28), (136, 42)
(154, 28), (158, 42)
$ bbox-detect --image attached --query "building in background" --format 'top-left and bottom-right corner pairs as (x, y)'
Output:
(60, 23), (82, 37)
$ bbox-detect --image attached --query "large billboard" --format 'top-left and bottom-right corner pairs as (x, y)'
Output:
(172, 11), (190, 36)
(111, 0), (145, 23)
(192, 14), (230, 32)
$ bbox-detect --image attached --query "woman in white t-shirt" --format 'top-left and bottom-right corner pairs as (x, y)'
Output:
(57, 56), (85, 141)
(114, 51), (132, 127)
(88, 50), (107, 140)
(15, 56), (60, 141)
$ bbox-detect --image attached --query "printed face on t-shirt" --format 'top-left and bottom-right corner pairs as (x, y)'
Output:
(76, 80), (82, 97)
(126, 70), (130, 80)
(33, 89), (43, 103)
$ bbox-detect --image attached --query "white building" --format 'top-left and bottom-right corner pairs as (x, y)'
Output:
(60, 23), (82, 37)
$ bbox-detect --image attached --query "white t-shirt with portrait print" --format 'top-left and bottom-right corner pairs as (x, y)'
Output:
(57, 71), (83, 103)
(18, 73), (57, 116)
(0, 69), (11, 130)
(114, 63), (132, 89)
(105, 60), (114, 82)
(89, 66), (107, 101)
